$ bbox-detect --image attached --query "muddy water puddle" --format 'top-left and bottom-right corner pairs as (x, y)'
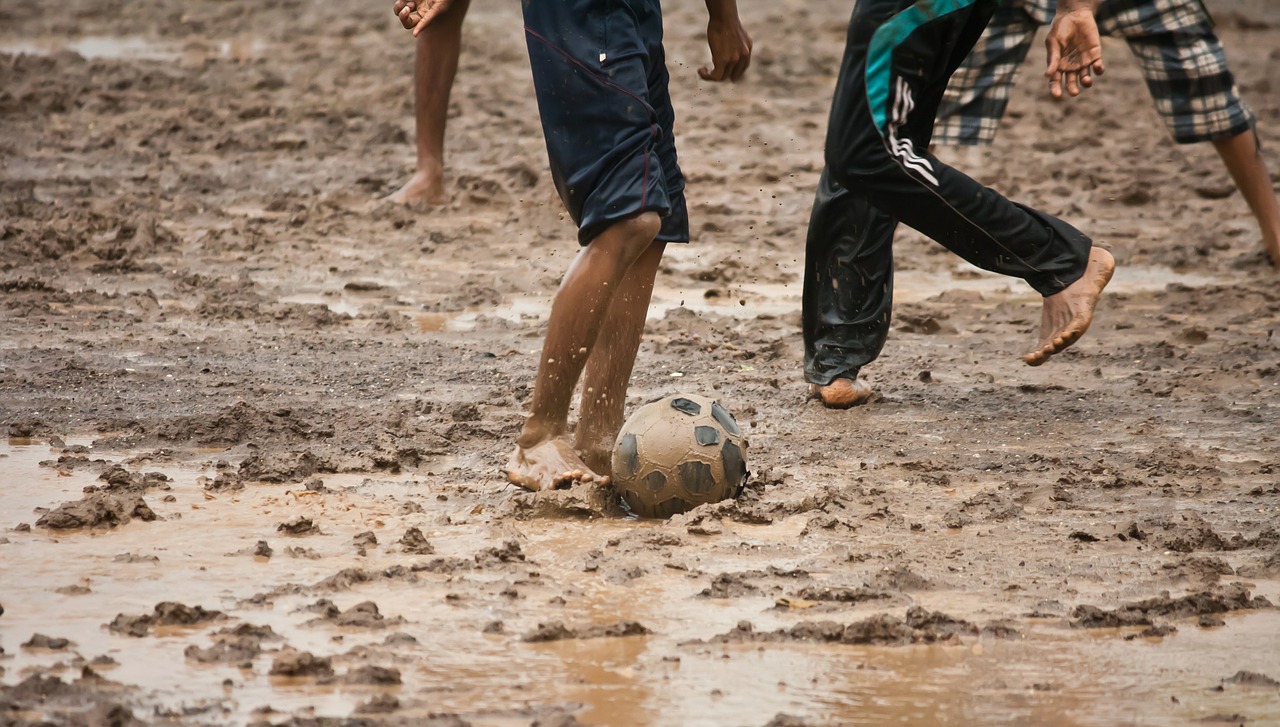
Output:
(276, 264), (1231, 334)
(2, 439), (1278, 725)
(0, 35), (270, 62)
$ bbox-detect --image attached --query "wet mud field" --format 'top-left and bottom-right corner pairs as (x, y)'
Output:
(3, 0), (1280, 724)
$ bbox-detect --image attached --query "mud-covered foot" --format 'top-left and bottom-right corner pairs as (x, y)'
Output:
(808, 378), (873, 409)
(504, 437), (608, 492)
(383, 169), (446, 207)
(1025, 247), (1115, 366)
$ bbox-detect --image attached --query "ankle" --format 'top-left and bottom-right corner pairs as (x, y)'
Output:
(517, 419), (566, 449)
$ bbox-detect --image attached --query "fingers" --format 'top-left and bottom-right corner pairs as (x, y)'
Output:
(411, 1), (450, 36)
(396, 1), (421, 30)
(698, 50), (750, 83)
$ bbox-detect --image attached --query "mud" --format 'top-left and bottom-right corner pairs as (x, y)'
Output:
(4, 0), (1280, 724)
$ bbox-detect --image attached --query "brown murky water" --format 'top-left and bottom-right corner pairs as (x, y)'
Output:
(3, 439), (1277, 726)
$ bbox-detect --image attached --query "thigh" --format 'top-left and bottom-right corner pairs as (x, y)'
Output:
(522, 0), (679, 244)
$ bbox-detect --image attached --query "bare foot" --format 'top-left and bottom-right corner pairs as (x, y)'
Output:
(383, 169), (446, 207)
(504, 437), (608, 492)
(808, 377), (873, 409)
(1264, 235), (1280, 270)
(1024, 247), (1115, 366)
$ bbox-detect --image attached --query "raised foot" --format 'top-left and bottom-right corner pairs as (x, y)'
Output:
(809, 377), (874, 409)
(504, 437), (609, 492)
(382, 169), (446, 207)
(1024, 247), (1115, 367)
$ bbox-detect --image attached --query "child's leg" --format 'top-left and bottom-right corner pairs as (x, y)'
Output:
(1211, 129), (1280, 268)
(574, 239), (667, 475)
(504, 213), (662, 492)
(385, 0), (470, 206)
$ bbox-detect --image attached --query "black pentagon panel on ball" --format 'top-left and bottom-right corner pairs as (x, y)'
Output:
(617, 433), (640, 478)
(694, 425), (721, 446)
(644, 469), (667, 493)
(652, 497), (693, 519)
(710, 402), (742, 436)
(670, 397), (702, 417)
(678, 460), (717, 496)
(721, 439), (747, 492)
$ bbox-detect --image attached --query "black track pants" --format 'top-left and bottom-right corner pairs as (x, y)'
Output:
(803, 0), (1092, 386)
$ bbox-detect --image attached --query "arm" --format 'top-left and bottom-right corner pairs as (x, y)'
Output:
(699, 0), (752, 82)
(1044, 0), (1105, 98)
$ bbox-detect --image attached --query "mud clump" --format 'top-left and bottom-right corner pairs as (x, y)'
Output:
(1223, 670), (1280, 688)
(21, 633), (72, 650)
(36, 492), (157, 530)
(794, 585), (898, 605)
(97, 464), (170, 493)
(400, 526), (435, 555)
(707, 607), (978, 646)
(474, 540), (526, 567)
(523, 621), (652, 643)
(269, 650), (334, 678)
(306, 600), (403, 630)
(0, 672), (137, 725)
(108, 602), (225, 637)
(340, 665), (402, 685)
(1071, 584), (1270, 628)
(277, 516), (319, 535)
(184, 623), (282, 666)
(355, 694), (402, 714)
(240, 449), (325, 483)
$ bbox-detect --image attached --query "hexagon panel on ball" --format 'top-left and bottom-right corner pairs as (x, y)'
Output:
(611, 393), (750, 518)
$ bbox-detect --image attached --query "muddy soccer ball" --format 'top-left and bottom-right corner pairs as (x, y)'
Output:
(611, 393), (749, 518)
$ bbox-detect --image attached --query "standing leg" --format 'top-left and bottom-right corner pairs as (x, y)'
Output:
(576, 2), (689, 459)
(803, 169), (894, 407)
(505, 213), (662, 491)
(575, 240), (667, 474)
(1126, 30), (1277, 267)
(1212, 129), (1280, 268)
(385, 0), (471, 206)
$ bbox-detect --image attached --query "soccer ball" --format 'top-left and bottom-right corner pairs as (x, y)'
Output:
(611, 393), (749, 518)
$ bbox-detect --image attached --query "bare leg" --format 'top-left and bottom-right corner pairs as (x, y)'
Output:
(505, 213), (663, 491)
(1212, 128), (1280, 268)
(809, 378), (874, 409)
(1025, 247), (1115, 366)
(384, 0), (470, 207)
(574, 240), (667, 474)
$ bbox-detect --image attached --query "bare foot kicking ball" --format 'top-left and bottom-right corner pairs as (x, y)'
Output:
(383, 169), (446, 207)
(1025, 247), (1115, 367)
(809, 378), (873, 409)
(504, 438), (607, 492)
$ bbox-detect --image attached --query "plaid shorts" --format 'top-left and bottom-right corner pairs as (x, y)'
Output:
(935, 0), (1255, 145)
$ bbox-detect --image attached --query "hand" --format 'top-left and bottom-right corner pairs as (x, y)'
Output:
(699, 16), (752, 82)
(393, 0), (452, 36)
(1044, 9), (1104, 98)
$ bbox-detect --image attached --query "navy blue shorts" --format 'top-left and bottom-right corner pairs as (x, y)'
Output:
(522, 0), (689, 246)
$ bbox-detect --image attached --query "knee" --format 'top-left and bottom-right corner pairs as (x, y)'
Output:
(611, 211), (663, 260)
(617, 211), (663, 245)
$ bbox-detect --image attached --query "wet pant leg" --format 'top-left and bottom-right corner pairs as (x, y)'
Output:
(803, 0), (1092, 385)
